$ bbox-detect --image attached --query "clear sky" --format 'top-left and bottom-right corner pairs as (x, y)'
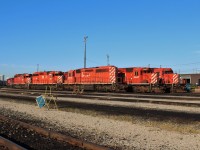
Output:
(1, 0), (200, 78)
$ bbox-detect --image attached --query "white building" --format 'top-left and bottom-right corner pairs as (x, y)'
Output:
(0, 75), (5, 81)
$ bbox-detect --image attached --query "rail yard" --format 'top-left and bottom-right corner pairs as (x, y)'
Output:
(0, 87), (200, 149)
(2, 0), (200, 149)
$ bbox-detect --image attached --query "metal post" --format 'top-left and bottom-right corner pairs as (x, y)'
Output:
(149, 84), (152, 92)
(84, 36), (88, 68)
(107, 54), (110, 66)
(172, 84), (174, 93)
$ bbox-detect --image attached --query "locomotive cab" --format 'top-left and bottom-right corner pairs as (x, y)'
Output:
(66, 70), (76, 84)
(118, 72), (125, 83)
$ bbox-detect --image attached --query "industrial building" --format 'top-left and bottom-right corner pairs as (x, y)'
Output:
(0, 74), (5, 86)
(180, 74), (200, 85)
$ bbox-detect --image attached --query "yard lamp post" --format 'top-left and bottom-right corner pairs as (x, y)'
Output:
(84, 36), (88, 68)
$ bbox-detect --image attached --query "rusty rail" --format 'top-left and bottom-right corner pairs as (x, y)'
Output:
(0, 115), (111, 150)
(0, 136), (26, 150)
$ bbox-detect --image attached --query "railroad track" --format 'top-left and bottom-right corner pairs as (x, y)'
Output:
(1, 88), (200, 122)
(0, 92), (200, 124)
(0, 136), (26, 150)
(1, 88), (200, 107)
(1, 87), (200, 100)
(0, 114), (111, 150)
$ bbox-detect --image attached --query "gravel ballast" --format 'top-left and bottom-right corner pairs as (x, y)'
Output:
(0, 98), (200, 150)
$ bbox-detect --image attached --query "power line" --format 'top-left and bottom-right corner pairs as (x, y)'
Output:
(86, 58), (100, 66)
(148, 61), (200, 68)
(171, 61), (200, 66)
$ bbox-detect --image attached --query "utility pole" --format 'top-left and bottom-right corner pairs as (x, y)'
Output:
(107, 54), (110, 66)
(37, 64), (39, 72)
(84, 36), (88, 68)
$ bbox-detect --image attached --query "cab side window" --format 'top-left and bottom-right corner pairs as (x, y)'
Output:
(135, 71), (138, 76)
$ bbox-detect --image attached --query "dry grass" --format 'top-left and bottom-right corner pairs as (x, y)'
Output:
(145, 120), (200, 134)
(60, 107), (200, 134)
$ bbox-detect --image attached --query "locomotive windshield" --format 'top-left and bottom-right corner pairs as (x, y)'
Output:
(55, 72), (63, 76)
(142, 70), (152, 73)
(164, 70), (173, 74)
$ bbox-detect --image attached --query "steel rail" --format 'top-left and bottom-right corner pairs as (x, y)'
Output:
(0, 136), (27, 150)
(0, 115), (111, 150)
(1, 88), (200, 100)
(1, 92), (200, 107)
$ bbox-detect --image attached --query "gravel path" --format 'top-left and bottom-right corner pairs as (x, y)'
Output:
(0, 98), (200, 150)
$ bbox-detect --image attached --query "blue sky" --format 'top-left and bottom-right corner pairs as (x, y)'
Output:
(1, 0), (200, 78)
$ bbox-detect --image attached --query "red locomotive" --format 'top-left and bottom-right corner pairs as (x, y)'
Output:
(32, 71), (63, 85)
(153, 68), (179, 84)
(30, 71), (63, 89)
(118, 67), (159, 92)
(13, 74), (25, 84)
(10, 74), (32, 88)
(63, 66), (118, 91)
(6, 65), (183, 93)
(6, 78), (14, 87)
(118, 67), (157, 84)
